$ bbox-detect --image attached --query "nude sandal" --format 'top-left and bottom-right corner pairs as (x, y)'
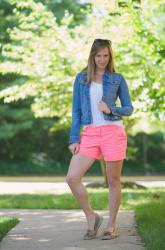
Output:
(101, 227), (119, 240)
(83, 213), (103, 240)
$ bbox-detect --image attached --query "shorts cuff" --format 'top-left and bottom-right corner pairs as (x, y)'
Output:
(78, 151), (100, 160)
(104, 156), (126, 161)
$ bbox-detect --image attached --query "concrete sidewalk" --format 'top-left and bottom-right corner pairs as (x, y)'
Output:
(0, 181), (165, 195)
(0, 209), (145, 250)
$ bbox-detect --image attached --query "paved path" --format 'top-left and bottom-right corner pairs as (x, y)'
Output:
(0, 209), (145, 250)
(0, 181), (165, 195)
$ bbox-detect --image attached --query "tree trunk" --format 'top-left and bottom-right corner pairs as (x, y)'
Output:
(142, 133), (149, 175)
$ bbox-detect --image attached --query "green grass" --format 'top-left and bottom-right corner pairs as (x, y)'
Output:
(0, 216), (19, 241)
(135, 200), (165, 250)
(0, 188), (164, 210)
(0, 188), (164, 250)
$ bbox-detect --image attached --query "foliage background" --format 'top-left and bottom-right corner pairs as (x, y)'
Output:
(0, 0), (164, 175)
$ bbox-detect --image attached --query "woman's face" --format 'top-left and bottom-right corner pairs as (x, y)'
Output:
(94, 47), (110, 71)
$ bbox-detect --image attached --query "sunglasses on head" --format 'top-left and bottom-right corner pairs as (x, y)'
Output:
(93, 39), (112, 45)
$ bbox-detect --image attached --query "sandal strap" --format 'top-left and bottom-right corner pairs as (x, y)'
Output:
(103, 231), (112, 236)
(103, 228), (117, 236)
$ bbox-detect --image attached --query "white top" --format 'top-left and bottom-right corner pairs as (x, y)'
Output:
(83, 81), (123, 128)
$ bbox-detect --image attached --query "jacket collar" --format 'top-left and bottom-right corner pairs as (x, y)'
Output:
(79, 70), (114, 83)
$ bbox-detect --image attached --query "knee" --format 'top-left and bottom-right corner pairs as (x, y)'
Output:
(108, 177), (120, 188)
(66, 175), (80, 186)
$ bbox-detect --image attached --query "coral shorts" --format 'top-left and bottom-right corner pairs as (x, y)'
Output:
(79, 124), (127, 161)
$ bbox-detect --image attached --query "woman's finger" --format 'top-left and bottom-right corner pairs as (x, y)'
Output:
(74, 145), (79, 154)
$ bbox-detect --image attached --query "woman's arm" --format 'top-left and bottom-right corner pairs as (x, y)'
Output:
(69, 73), (81, 145)
(110, 74), (134, 116)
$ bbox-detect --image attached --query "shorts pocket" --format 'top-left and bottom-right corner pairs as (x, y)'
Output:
(116, 126), (127, 139)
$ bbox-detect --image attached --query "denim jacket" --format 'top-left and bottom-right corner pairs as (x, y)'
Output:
(69, 71), (133, 145)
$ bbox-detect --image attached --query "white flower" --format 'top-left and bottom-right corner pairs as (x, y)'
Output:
(153, 82), (160, 89)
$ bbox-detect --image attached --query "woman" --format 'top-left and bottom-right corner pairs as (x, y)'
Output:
(66, 39), (133, 240)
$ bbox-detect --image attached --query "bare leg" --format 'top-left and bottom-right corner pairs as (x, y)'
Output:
(105, 160), (123, 232)
(66, 153), (96, 230)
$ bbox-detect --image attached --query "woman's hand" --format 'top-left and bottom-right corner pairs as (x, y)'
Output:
(98, 100), (111, 114)
(68, 142), (80, 155)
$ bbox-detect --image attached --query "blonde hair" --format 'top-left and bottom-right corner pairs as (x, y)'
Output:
(82, 39), (116, 83)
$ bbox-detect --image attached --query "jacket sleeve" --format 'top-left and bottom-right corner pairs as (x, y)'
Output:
(110, 74), (134, 116)
(68, 73), (81, 145)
